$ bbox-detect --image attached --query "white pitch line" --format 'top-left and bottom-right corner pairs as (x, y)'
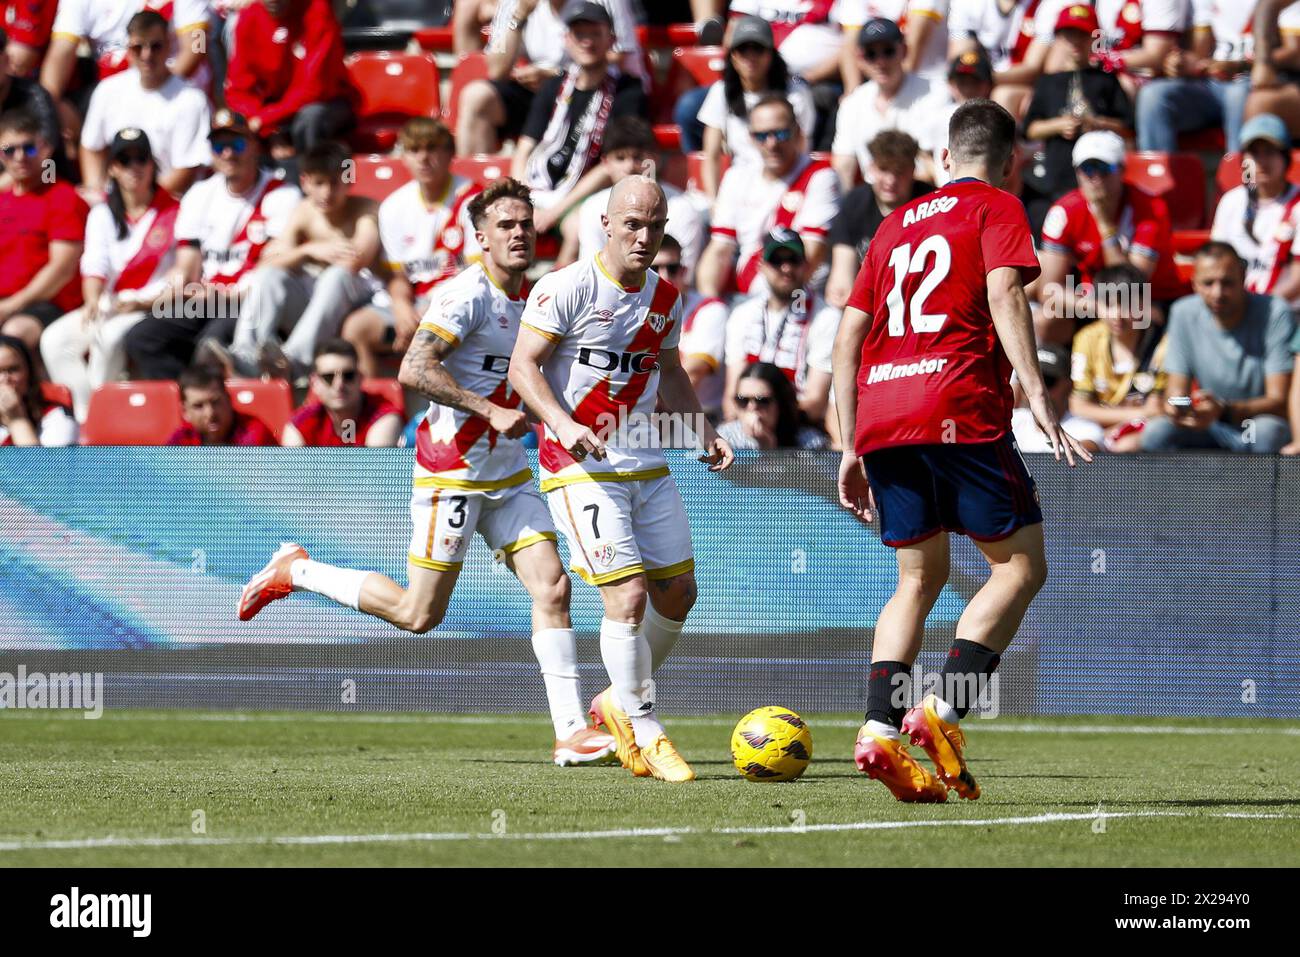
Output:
(0, 810), (1295, 853)
(7, 711), (1297, 736)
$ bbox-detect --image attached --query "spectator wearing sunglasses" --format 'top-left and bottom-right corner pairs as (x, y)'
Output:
(0, 27), (64, 192)
(41, 129), (179, 421)
(697, 95), (841, 300)
(281, 339), (403, 447)
(723, 228), (839, 430)
(1037, 130), (1181, 343)
(0, 109), (87, 353)
(572, 116), (705, 276)
(79, 12), (211, 202)
(717, 361), (829, 451)
(830, 18), (942, 193)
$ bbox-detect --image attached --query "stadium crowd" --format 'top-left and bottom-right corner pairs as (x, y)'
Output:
(1, 0), (1299, 456)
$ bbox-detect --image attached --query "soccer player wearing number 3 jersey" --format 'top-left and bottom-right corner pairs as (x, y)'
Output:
(832, 101), (1093, 803)
(509, 176), (736, 783)
(237, 179), (618, 769)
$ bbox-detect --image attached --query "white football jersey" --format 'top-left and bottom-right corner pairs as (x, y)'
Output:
(414, 262), (531, 490)
(379, 177), (482, 299)
(1211, 184), (1300, 294)
(521, 255), (684, 491)
(173, 170), (300, 288)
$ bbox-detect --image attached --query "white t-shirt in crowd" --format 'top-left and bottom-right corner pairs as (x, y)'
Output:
(0, 405), (79, 446)
(487, 0), (648, 86)
(832, 72), (943, 180)
(1191, 0), (1258, 62)
(678, 292), (730, 415)
(1094, 0), (1191, 52)
(1211, 184), (1300, 294)
(81, 71), (212, 178)
(1012, 407), (1104, 451)
(947, 0), (1038, 72)
(837, 0), (952, 81)
(578, 181), (707, 273)
(725, 289), (841, 396)
(378, 177), (481, 299)
(696, 78), (817, 169)
(53, 0), (214, 85)
(174, 171), (300, 286)
(730, 0), (846, 76)
(81, 197), (178, 298)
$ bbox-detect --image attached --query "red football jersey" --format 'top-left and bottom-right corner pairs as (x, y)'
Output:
(846, 178), (1040, 456)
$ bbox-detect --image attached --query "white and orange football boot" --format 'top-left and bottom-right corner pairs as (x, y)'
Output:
(902, 694), (981, 800)
(854, 724), (948, 802)
(553, 726), (618, 767)
(589, 687), (650, 777)
(238, 543), (307, 621)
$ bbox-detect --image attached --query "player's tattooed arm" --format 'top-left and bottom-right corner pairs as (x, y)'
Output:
(401, 330), (531, 437)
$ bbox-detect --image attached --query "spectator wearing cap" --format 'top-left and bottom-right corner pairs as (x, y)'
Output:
(509, 2), (648, 233)
(342, 118), (481, 379)
(1011, 343), (1104, 454)
(0, 109), (87, 353)
(1037, 130), (1181, 343)
(1140, 242), (1294, 454)
(223, 0), (357, 155)
(830, 18), (942, 193)
(1020, 4), (1132, 234)
(1211, 113), (1300, 303)
(0, 333), (77, 446)
(168, 363), (278, 446)
(1133, 0), (1255, 154)
(79, 11), (212, 201)
(946, 0), (1060, 116)
(718, 360), (830, 451)
(457, 0), (645, 156)
(723, 227), (840, 429)
(124, 109), (301, 381)
(228, 141), (382, 382)
(0, 2), (57, 78)
(727, 0), (845, 84)
(840, 0), (951, 87)
(41, 128), (180, 421)
(0, 26), (64, 191)
(826, 129), (934, 308)
(571, 116), (706, 275)
(281, 339), (402, 447)
(1068, 263), (1169, 454)
(697, 94), (841, 299)
(918, 47), (995, 186)
(688, 16), (817, 200)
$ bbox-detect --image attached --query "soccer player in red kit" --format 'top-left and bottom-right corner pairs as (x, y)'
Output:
(831, 100), (1092, 803)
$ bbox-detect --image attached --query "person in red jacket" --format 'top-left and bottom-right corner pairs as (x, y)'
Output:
(223, 0), (358, 155)
(167, 363), (278, 446)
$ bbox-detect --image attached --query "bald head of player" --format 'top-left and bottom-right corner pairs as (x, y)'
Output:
(941, 99), (1017, 189)
(600, 175), (669, 285)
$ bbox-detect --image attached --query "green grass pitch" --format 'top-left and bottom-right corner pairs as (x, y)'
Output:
(1, 711), (1297, 867)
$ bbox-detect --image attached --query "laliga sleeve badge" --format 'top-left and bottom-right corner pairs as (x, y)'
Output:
(442, 534), (465, 557)
(592, 542), (617, 567)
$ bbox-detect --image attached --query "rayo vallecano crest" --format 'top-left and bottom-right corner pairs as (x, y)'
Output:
(647, 311), (667, 333)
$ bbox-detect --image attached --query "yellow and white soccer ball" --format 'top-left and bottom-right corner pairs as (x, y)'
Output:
(730, 706), (813, 782)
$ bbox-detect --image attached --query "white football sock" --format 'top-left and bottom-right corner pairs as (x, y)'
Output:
(932, 695), (960, 725)
(642, 604), (684, 672)
(599, 617), (657, 744)
(867, 719), (900, 740)
(530, 627), (586, 739)
(629, 712), (667, 748)
(290, 559), (369, 610)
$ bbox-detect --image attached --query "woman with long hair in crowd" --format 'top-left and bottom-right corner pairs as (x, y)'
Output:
(718, 361), (828, 451)
(0, 333), (77, 446)
(40, 129), (179, 421)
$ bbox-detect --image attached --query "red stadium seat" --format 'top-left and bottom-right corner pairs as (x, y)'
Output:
(685, 151), (729, 193)
(226, 378), (292, 440)
(40, 381), (73, 409)
(1177, 127), (1226, 153)
(347, 51), (441, 153)
(444, 53), (491, 128)
(666, 23), (700, 46)
(451, 154), (510, 186)
(351, 153), (412, 202)
(362, 378), (406, 412)
(81, 381), (183, 446)
(412, 25), (456, 51)
(1172, 228), (1212, 255)
(658, 46), (725, 121)
(653, 124), (681, 151)
(1123, 151), (1205, 230)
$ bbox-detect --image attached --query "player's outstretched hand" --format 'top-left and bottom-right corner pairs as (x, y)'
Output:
(487, 405), (529, 439)
(556, 419), (606, 462)
(699, 435), (734, 471)
(1029, 396), (1094, 466)
(838, 451), (875, 523)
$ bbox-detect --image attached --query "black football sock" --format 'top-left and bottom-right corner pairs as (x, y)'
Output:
(865, 660), (912, 730)
(939, 639), (1001, 719)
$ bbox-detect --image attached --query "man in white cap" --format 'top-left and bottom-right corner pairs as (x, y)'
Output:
(1037, 129), (1180, 343)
